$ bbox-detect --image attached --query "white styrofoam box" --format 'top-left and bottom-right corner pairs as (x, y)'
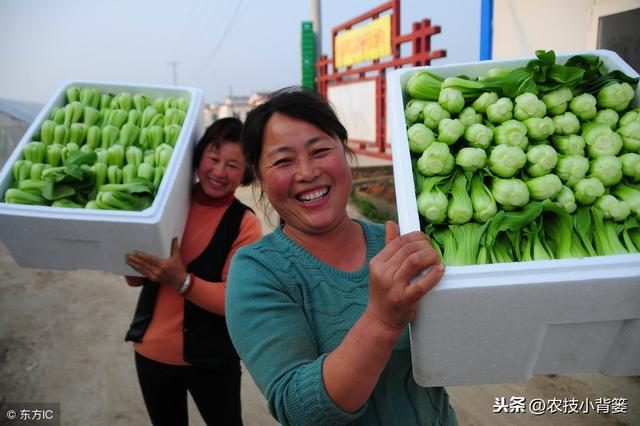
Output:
(0, 80), (204, 276)
(386, 50), (640, 386)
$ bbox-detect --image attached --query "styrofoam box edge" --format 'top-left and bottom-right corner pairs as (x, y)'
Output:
(0, 80), (204, 275)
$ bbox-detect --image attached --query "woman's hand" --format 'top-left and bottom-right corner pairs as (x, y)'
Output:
(125, 238), (186, 289)
(322, 222), (445, 412)
(366, 221), (444, 336)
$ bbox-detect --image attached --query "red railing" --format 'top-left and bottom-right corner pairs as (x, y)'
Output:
(316, 0), (446, 159)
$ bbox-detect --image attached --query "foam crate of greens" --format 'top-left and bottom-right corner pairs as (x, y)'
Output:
(386, 50), (640, 386)
(0, 80), (204, 276)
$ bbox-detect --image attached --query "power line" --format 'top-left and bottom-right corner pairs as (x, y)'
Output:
(190, 0), (255, 80)
(193, 0), (224, 40)
(170, 0), (207, 63)
(200, 0), (244, 67)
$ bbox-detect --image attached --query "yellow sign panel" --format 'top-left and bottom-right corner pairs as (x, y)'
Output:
(335, 15), (392, 69)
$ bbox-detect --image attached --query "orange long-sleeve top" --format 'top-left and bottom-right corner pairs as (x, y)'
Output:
(125, 186), (262, 365)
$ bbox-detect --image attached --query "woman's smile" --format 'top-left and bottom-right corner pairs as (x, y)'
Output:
(296, 186), (330, 205)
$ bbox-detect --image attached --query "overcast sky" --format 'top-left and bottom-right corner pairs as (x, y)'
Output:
(0, 0), (480, 105)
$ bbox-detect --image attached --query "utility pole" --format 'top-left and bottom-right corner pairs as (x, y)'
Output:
(311, 0), (321, 59)
(168, 61), (179, 85)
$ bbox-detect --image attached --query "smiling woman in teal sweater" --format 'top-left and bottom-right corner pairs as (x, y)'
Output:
(226, 87), (457, 426)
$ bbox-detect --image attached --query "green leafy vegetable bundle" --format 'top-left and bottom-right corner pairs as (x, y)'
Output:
(404, 50), (640, 265)
(3, 86), (189, 211)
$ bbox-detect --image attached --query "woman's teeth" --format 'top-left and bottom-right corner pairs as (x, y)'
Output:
(208, 178), (224, 187)
(298, 187), (328, 202)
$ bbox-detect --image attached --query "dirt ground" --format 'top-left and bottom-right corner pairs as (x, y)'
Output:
(0, 183), (638, 426)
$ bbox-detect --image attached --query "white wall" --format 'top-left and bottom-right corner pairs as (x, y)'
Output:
(493, 0), (640, 59)
(493, 0), (593, 58)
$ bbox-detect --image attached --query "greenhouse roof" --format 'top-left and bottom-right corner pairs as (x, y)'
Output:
(0, 98), (43, 124)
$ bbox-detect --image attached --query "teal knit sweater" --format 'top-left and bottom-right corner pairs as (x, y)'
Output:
(226, 220), (457, 426)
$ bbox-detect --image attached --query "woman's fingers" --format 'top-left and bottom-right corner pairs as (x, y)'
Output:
(402, 263), (445, 304)
(125, 246), (185, 287)
(382, 231), (439, 278)
(384, 221), (400, 245)
(125, 254), (140, 268)
(125, 260), (146, 276)
(372, 231), (440, 289)
(384, 239), (431, 270)
(130, 251), (162, 264)
(377, 230), (427, 263)
(126, 254), (157, 279)
(392, 245), (441, 286)
(384, 238), (443, 302)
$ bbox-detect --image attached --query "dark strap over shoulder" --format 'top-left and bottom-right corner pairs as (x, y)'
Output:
(186, 199), (250, 281)
(183, 199), (251, 366)
(125, 198), (253, 368)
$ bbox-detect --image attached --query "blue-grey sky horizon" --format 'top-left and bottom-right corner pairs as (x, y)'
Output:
(0, 0), (480, 105)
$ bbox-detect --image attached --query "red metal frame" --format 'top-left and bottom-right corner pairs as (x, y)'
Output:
(316, 0), (446, 159)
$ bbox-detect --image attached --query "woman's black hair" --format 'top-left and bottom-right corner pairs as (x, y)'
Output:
(241, 86), (350, 176)
(193, 116), (253, 185)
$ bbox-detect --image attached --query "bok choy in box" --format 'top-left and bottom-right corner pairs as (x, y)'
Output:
(386, 50), (640, 386)
(0, 80), (204, 275)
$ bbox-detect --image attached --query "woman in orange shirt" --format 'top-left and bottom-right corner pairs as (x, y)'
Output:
(124, 117), (262, 426)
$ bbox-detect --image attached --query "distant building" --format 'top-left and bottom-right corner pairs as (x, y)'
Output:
(218, 95), (251, 121)
(204, 91), (269, 126)
(248, 92), (269, 107)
